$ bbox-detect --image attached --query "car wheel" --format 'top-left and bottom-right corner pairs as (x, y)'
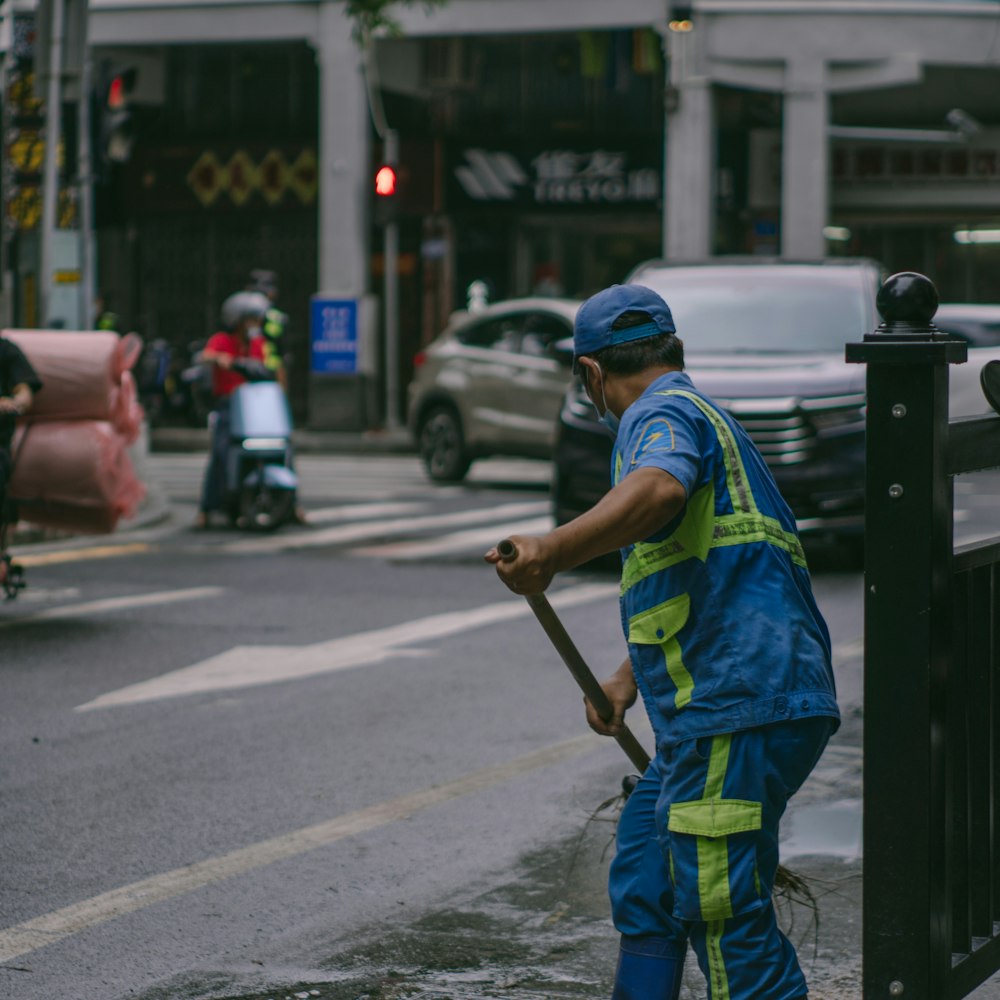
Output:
(419, 406), (471, 482)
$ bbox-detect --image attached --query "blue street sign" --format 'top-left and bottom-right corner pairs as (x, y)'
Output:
(310, 297), (358, 375)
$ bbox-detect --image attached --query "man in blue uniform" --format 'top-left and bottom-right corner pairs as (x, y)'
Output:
(486, 284), (839, 1000)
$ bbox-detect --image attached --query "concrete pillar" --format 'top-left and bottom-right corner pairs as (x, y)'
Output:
(781, 58), (828, 260)
(664, 28), (713, 260)
(314, 2), (369, 296)
(309, 3), (377, 429)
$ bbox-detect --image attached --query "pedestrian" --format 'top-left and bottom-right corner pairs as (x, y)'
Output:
(194, 291), (269, 529)
(0, 334), (41, 560)
(485, 283), (839, 1000)
(246, 268), (289, 388)
(94, 291), (120, 332)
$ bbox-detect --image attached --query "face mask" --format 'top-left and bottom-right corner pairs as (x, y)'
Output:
(599, 408), (620, 436)
(247, 324), (262, 338)
(590, 362), (620, 437)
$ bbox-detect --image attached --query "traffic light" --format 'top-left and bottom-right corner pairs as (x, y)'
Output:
(668, 3), (694, 31)
(374, 163), (398, 226)
(101, 67), (137, 164)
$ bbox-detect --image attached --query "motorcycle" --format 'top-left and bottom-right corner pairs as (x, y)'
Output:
(218, 357), (299, 530)
(136, 338), (213, 428)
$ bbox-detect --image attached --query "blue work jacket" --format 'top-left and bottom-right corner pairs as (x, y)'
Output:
(612, 371), (840, 750)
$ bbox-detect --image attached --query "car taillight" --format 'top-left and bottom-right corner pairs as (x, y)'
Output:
(413, 351), (427, 368)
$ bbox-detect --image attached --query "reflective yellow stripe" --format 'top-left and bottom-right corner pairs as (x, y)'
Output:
(706, 920), (731, 999)
(713, 514), (806, 567)
(620, 483), (714, 593)
(628, 594), (694, 709)
(619, 389), (806, 592)
(658, 389), (757, 516)
(695, 735), (735, 921)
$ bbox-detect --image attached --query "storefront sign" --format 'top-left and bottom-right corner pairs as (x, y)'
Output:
(310, 297), (358, 375)
(453, 146), (660, 208)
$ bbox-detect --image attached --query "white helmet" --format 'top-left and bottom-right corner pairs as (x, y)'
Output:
(220, 291), (269, 330)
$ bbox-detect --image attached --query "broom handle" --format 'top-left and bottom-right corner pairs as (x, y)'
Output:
(497, 539), (651, 773)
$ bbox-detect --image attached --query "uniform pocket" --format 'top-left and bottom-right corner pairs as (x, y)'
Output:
(627, 594), (693, 709)
(665, 798), (763, 921)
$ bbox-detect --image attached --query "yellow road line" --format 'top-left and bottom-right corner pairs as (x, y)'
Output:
(0, 733), (601, 964)
(13, 543), (155, 567)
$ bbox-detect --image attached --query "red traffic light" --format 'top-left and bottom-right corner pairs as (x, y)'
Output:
(375, 165), (397, 197)
(108, 75), (127, 110)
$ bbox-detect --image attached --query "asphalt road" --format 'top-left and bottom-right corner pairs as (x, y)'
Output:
(2, 453), (998, 1000)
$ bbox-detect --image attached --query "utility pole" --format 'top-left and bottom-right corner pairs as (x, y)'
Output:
(77, 19), (94, 330)
(383, 127), (400, 430)
(38, 0), (64, 326)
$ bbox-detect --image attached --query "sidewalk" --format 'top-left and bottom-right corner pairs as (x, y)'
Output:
(148, 424), (415, 455)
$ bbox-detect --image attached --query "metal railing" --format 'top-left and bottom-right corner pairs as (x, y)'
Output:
(847, 272), (1000, 999)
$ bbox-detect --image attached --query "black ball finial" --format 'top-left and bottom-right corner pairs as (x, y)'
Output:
(876, 272), (939, 328)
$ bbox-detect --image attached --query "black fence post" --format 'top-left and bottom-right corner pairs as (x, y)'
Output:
(846, 272), (967, 999)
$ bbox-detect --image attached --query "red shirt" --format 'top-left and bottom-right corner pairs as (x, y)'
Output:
(205, 332), (266, 398)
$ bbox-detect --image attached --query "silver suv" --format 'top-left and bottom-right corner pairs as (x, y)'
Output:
(407, 298), (578, 481)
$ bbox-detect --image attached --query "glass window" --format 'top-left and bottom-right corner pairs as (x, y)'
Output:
(520, 313), (573, 357)
(457, 317), (521, 351)
(635, 267), (872, 352)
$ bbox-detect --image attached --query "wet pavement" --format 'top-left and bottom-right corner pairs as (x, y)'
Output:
(134, 724), (867, 1000)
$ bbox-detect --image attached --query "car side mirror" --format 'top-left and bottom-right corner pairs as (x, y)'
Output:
(980, 360), (1000, 415)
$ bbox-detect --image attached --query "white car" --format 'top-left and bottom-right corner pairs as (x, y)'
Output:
(936, 304), (1000, 418)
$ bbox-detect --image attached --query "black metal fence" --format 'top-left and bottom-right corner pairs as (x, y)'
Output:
(847, 273), (1000, 999)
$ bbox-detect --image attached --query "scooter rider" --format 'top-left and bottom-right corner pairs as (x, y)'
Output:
(194, 291), (269, 529)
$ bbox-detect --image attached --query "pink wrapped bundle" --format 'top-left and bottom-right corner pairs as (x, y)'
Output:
(109, 371), (143, 445)
(3, 329), (143, 425)
(9, 421), (146, 533)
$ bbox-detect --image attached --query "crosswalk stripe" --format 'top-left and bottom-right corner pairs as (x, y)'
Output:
(0, 587), (225, 629)
(222, 500), (551, 555)
(302, 501), (427, 525)
(353, 516), (553, 560)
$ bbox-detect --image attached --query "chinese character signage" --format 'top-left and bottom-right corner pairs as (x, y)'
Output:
(310, 298), (358, 375)
(452, 146), (660, 208)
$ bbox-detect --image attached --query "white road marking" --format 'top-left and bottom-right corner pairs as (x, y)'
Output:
(222, 500), (551, 555)
(352, 516), (553, 560)
(0, 587), (226, 630)
(75, 582), (617, 711)
(0, 733), (604, 965)
(299, 501), (427, 525)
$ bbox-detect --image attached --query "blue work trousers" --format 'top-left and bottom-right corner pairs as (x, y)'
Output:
(609, 717), (834, 1000)
(199, 406), (230, 514)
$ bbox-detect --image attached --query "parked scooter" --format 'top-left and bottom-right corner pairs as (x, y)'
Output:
(219, 357), (299, 530)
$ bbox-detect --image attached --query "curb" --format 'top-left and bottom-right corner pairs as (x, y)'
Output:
(150, 426), (415, 455)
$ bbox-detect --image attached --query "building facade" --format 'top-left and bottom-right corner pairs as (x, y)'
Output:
(4, 0), (999, 427)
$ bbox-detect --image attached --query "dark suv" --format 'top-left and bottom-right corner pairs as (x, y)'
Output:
(553, 258), (883, 537)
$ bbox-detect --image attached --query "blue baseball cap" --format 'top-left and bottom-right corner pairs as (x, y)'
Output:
(573, 284), (676, 356)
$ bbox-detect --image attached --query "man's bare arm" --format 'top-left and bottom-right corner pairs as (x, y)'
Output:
(485, 466), (686, 594)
